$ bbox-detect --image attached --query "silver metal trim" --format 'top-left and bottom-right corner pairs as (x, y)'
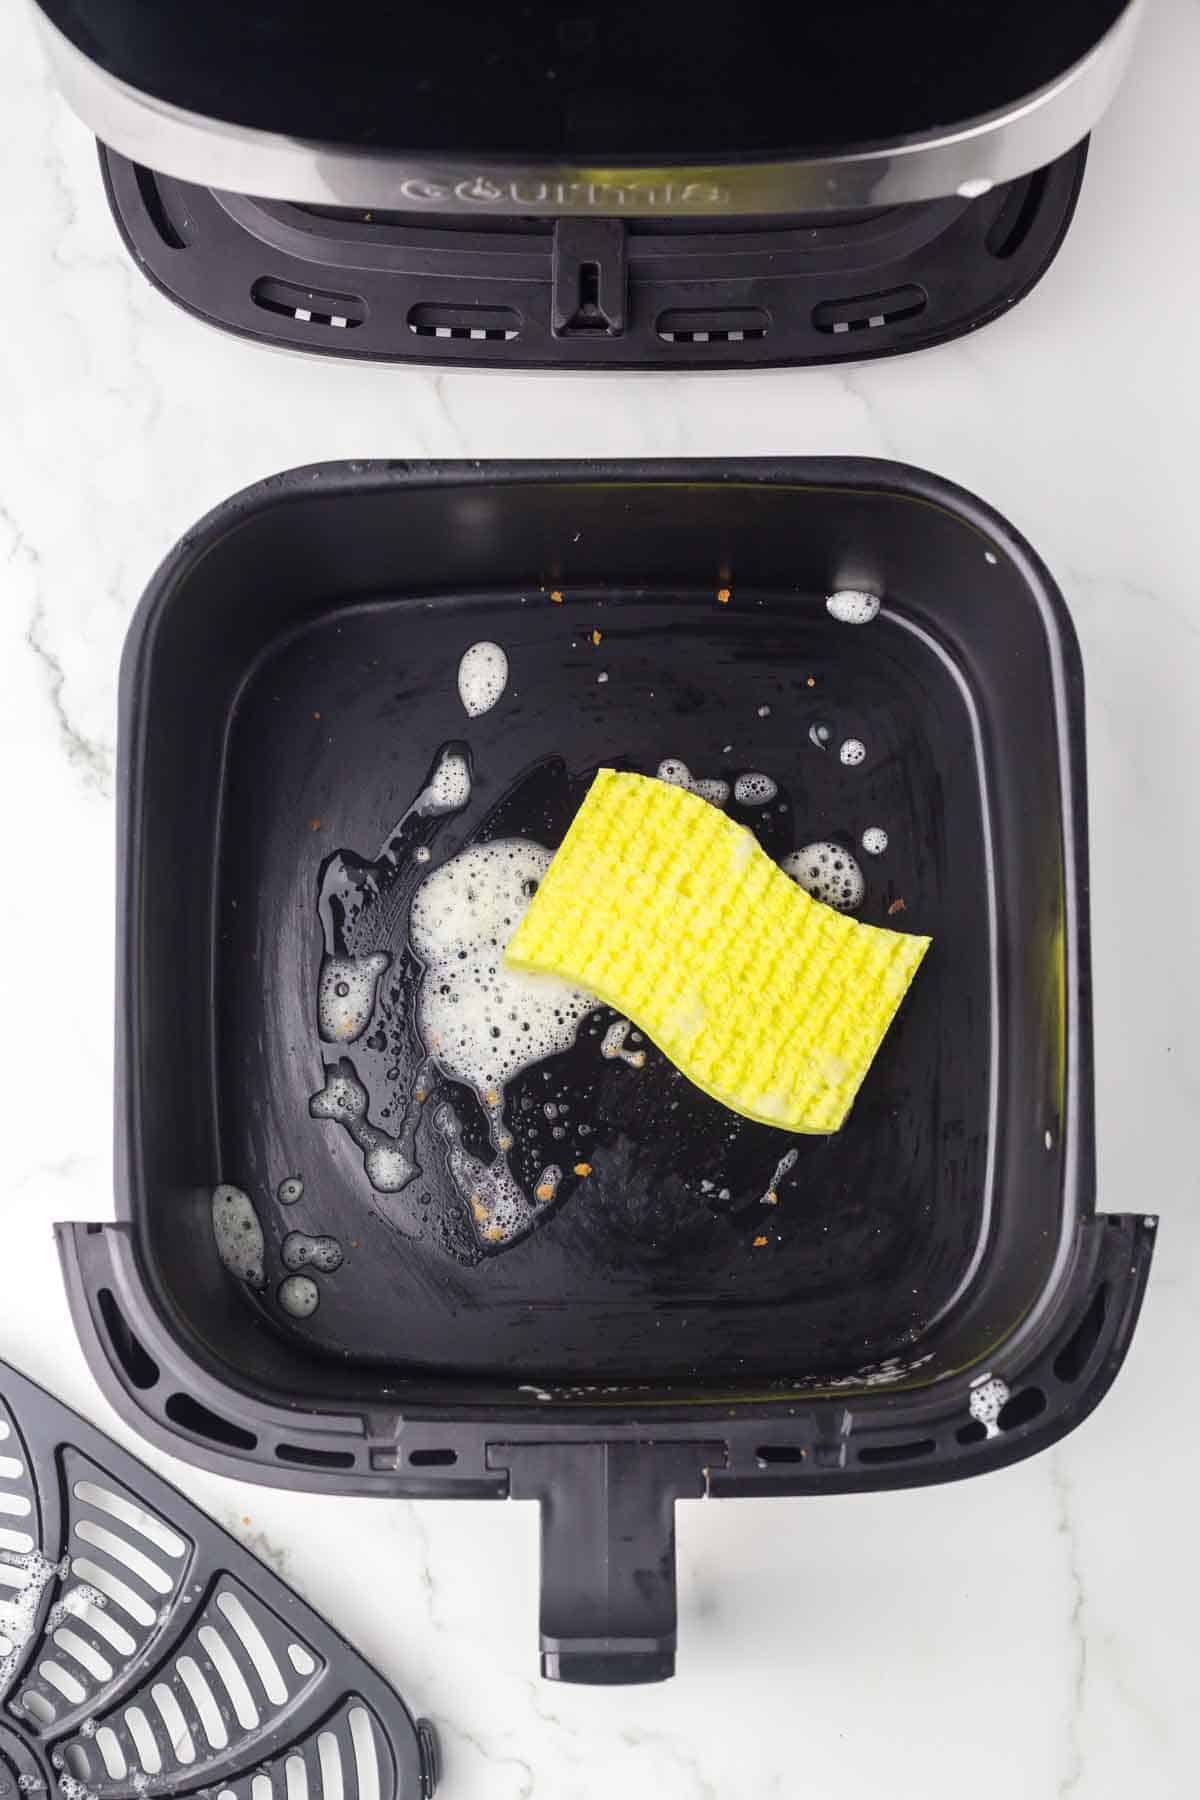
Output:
(32, 2), (1144, 216)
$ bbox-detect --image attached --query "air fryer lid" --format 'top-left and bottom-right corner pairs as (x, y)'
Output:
(34, 0), (1142, 212)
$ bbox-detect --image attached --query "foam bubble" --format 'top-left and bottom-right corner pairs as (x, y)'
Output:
(968, 1376), (1010, 1439)
(281, 1232), (344, 1274)
(733, 772), (778, 806)
(433, 1103), (541, 1247)
(457, 642), (509, 718)
(278, 1275), (320, 1319)
(317, 951), (390, 1043)
(809, 724), (831, 751)
(411, 841), (593, 1102)
(601, 1018), (646, 1068)
(861, 827), (889, 856)
(423, 748), (472, 814)
(840, 738), (866, 767)
(781, 842), (866, 912)
(0, 1551), (61, 1693)
(309, 1058), (423, 1194)
(277, 1175), (304, 1205)
(211, 1186), (265, 1288)
(826, 590), (880, 625)
(656, 760), (730, 806)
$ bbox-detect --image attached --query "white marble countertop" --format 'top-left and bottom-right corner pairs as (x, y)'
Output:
(2, 4), (1198, 1795)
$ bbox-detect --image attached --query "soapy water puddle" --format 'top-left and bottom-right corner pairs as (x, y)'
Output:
(298, 741), (890, 1265)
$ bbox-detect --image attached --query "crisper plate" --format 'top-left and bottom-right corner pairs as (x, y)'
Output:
(0, 1356), (437, 1794)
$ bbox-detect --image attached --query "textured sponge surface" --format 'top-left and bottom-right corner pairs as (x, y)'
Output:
(506, 769), (930, 1134)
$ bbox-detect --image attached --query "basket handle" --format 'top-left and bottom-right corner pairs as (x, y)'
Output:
(493, 1440), (721, 1684)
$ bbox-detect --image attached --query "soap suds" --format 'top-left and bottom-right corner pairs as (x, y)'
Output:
(656, 760), (730, 806)
(601, 1018), (646, 1069)
(0, 1552), (62, 1694)
(733, 772), (778, 806)
(277, 1175), (305, 1205)
(826, 590), (880, 625)
(457, 642), (509, 718)
(211, 1186), (266, 1289)
(277, 1275), (320, 1319)
(281, 1232), (344, 1274)
(317, 951), (390, 1044)
(309, 1059), (426, 1193)
(782, 842), (866, 913)
(861, 827), (889, 856)
(839, 739), (866, 767)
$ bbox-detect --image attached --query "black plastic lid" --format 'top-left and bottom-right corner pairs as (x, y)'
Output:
(39, 0), (1127, 158)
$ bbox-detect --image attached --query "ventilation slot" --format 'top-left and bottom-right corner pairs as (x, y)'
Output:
(755, 1444), (805, 1466)
(657, 307), (768, 344)
(133, 165), (189, 250)
(251, 278), (367, 331)
(217, 1590), (290, 1704)
(997, 1385), (1047, 1431)
(986, 168), (1050, 260)
(813, 285), (927, 335)
(165, 1391), (257, 1452)
(74, 1482), (188, 1559)
(1053, 1285), (1109, 1384)
(349, 1708), (381, 1800)
(177, 1652), (228, 1750)
(97, 1290), (159, 1392)
(152, 1681), (196, 1765)
(407, 303), (520, 342)
(69, 1557), (157, 1629)
(198, 1623), (259, 1731)
(74, 1519), (174, 1593)
(857, 1438), (937, 1466)
(318, 1730), (344, 1800)
(408, 1448), (457, 1468)
(275, 1442), (356, 1470)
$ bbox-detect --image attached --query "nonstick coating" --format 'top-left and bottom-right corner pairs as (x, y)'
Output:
(213, 585), (985, 1382)
(121, 464), (1084, 1407)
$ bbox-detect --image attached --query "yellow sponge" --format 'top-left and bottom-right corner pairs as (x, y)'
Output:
(506, 769), (930, 1134)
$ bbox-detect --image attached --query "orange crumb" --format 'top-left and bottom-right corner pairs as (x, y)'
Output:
(888, 897), (907, 916)
(312, 711), (321, 720)
(485, 1226), (504, 1242)
(764, 1192), (779, 1206)
(591, 628), (603, 645)
(485, 1088), (499, 1106)
(242, 1515), (251, 1526)
(753, 1234), (769, 1248)
(535, 1182), (556, 1202)
(550, 589), (564, 603)
(573, 1162), (592, 1177)
(806, 676), (816, 687)
(309, 818), (322, 832)
(717, 587), (732, 604)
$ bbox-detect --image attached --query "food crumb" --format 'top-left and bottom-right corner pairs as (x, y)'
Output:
(764, 1192), (779, 1206)
(312, 711), (321, 721)
(591, 628), (603, 645)
(806, 676), (816, 687)
(888, 897), (907, 915)
(550, 589), (564, 604)
(535, 1182), (556, 1202)
(309, 818), (322, 832)
(717, 587), (732, 604)
(242, 1515), (251, 1526)
(753, 1234), (769, 1248)
(573, 1162), (593, 1177)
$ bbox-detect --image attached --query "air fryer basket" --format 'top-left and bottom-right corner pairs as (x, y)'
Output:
(60, 460), (1154, 1684)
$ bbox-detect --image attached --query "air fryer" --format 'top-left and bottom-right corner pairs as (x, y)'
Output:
(31, 0), (1145, 367)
